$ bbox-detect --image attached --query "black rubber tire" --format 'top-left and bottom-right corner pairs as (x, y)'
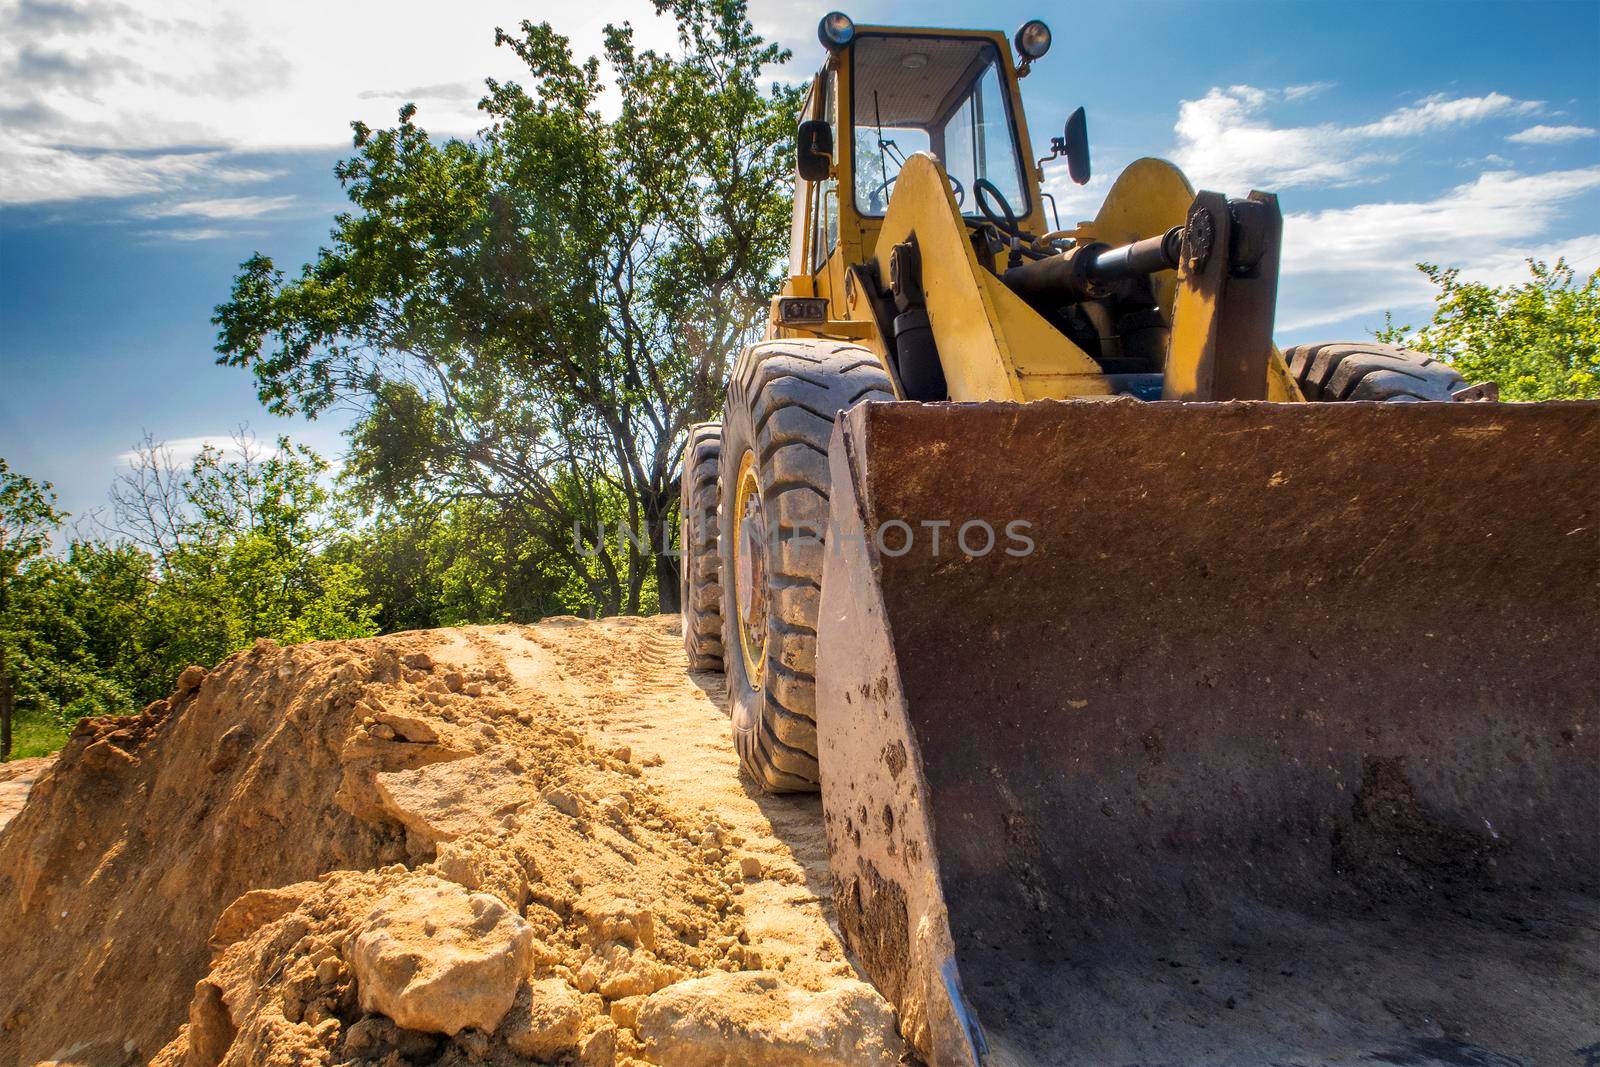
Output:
(680, 422), (724, 672)
(1284, 341), (1467, 402)
(720, 340), (894, 793)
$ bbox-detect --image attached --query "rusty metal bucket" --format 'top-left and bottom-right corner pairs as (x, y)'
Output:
(816, 398), (1599, 1066)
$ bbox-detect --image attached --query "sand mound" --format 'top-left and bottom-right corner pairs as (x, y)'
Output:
(0, 756), (51, 834)
(0, 618), (905, 1066)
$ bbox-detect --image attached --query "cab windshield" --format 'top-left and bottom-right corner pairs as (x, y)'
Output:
(850, 34), (1029, 217)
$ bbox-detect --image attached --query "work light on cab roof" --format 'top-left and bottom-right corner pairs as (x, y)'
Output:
(817, 11), (854, 50)
(1013, 18), (1051, 73)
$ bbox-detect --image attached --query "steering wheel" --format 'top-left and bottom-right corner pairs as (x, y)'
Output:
(974, 178), (1019, 236)
(867, 171), (967, 213)
(867, 174), (896, 213)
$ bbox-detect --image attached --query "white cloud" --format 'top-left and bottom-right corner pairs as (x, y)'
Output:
(1283, 82), (1334, 102)
(115, 435), (235, 467)
(1351, 92), (1540, 138)
(356, 82), (482, 104)
(0, 143), (242, 204)
(1455, 232), (1600, 286)
(1172, 86), (1384, 191)
(1039, 166), (1111, 228)
(1275, 167), (1600, 332)
(141, 195), (297, 220)
(1507, 124), (1597, 145)
(136, 226), (238, 242)
(1173, 86), (1544, 192)
(0, 1), (814, 206)
(1283, 166), (1600, 273)
(115, 424), (351, 467)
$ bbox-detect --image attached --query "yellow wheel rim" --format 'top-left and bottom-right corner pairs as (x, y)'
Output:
(732, 450), (768, 689)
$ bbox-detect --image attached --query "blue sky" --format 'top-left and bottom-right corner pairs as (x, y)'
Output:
(2, 0), (1597, 520)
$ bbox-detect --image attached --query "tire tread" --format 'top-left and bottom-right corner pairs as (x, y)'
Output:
(679, 422), (724, 671)
(720, 340), (893, 792)
(1283, 341), (1466, 402)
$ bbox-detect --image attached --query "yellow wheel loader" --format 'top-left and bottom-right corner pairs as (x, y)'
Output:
(680, 13), (1598, 1065)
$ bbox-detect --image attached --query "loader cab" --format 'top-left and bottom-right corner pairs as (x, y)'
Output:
(784, 18), (1048, 319)
(848, 34), (1032, 221)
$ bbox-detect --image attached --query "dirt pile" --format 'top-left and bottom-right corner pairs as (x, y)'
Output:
(0, 617), (906, 1067)
(0, 756), (50, 834)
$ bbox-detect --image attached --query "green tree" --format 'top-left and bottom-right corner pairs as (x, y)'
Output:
(3, 554), (134, 742)
(328, 494), (616, 633)
(1, 460), (66, 758)
(107, 433), (378, 690)
(1376, 259), (1600, 400)
(214, 0), (801, 617)
(2, 440), (385, 761)
(53, 539), (159, 704)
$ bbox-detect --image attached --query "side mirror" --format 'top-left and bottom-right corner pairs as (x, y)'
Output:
(797, 119), (834, 182)
(1064, 107), (1090, 185)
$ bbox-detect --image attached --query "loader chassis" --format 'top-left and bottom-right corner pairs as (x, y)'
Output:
(679, 13), (1600, 1065)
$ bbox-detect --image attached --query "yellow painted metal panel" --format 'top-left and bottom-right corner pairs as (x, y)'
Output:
(1015, 374), (1117, 401)
(1092, 158), (1196, 320)
(872, 154), (1023, 401)
(978, 273), (1109, 390)
(1165, 278), (1216, 400)
(1266, 347), (1306, 401)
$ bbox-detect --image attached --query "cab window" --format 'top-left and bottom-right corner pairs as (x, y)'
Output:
(787, 83), (814, 278)
(850, 35), (1029, 218)
(810, 68), (840, 274)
